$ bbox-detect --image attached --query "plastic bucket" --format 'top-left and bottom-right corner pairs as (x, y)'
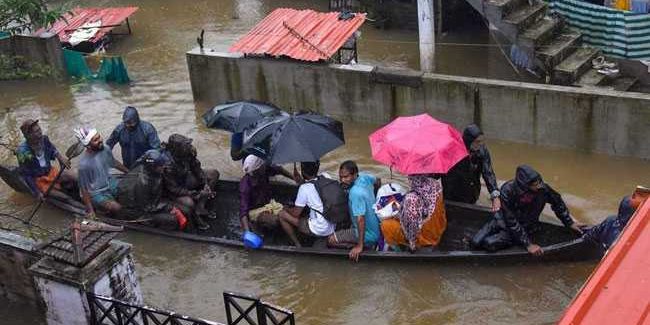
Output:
(242, 231), (263, 249)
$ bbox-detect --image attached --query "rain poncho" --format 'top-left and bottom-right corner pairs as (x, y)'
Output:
(161, 134), (206, 197)
(472, 165), (574, 250)
(442, 124), (499, 203)
(106, 106), (161, 169)
(584, 196), (635, 250)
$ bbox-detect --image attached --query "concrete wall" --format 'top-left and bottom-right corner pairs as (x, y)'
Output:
(187, 49), (650, 159)
(0, 34), (64, 76)
(31, 241), (143, 325)
(0, 231), (47, 323)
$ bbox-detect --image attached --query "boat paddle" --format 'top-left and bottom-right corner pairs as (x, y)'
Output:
(24, 140), (85, 225)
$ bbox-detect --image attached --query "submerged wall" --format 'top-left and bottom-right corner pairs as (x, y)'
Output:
(187, 49), (650, 160)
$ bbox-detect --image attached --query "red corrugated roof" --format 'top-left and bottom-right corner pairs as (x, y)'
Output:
(229, 8), (366, 62)
(559, 196), (650, 325)
(34, 7), (138, 44)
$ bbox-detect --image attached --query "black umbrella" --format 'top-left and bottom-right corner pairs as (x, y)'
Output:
(202, 100), (285, 132)
(243, 112), (345, 165)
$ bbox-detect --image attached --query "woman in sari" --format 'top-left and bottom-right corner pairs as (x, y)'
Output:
(380, 174), (447, 252)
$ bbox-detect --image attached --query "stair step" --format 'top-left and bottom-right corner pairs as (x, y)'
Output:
(552, 47), (600, 85)
(575, 68), (608, 87)
(611, 77), (638, 91)
(537, 30), (581, 69)
(520, 17), (563, 50)
(485, 0), (529, 19)
(502, 2), (547, 30)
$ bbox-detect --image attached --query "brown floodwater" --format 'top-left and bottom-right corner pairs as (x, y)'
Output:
(1, 0), (649, 324)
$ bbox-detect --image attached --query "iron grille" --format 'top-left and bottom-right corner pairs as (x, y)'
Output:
(223, 292), (295, 325)
(87, 292), (222, 325)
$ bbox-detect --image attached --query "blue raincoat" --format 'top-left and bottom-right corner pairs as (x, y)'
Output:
(584, 196), (635, 250)
(106, 106), (161, 169)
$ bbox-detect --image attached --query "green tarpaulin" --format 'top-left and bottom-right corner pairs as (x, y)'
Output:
(63, 49), (130, 83)
(549, 0), (650, 59)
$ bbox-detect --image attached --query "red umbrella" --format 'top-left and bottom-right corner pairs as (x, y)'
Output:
(369, 114), (468, 175)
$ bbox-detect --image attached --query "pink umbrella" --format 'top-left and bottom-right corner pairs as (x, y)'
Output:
(369, 114), (468, 175)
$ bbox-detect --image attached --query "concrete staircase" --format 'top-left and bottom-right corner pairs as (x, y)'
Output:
(464, 0), (638, 91)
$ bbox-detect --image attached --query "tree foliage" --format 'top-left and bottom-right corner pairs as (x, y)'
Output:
(0, 0), (67, 35)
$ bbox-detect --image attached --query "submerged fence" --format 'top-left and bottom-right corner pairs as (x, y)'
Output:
(87, 292), (295, 325)
(549, 0), (650, 59)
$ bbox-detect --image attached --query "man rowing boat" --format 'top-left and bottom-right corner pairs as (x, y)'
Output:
(16, 119), (77, 201)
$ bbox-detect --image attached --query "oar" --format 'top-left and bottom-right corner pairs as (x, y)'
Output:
(24, 141), (85, 225)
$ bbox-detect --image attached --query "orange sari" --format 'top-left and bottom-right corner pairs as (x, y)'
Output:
(381, 192), (447, 248)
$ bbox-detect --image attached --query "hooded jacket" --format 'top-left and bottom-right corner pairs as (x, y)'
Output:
(106, 106), (161, 169)
(442, 124), (499, 203)
(161, 135), (207, 197)
(498, 165), (573, 246)
(584, 196), (635, 250)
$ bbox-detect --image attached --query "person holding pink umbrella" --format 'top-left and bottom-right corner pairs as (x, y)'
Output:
(369, 113), (468, 252)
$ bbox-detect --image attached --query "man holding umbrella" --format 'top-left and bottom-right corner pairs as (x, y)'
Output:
(239, 111), (347, 247)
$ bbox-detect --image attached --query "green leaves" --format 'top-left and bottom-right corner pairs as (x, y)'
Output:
(0, 54), (59, 80)
(0, 0), (68, 35)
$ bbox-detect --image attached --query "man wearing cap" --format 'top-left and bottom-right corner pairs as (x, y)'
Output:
(75, 127), (129, 218)
(106, 106), (160, 169)
(16, 119), (75, 200)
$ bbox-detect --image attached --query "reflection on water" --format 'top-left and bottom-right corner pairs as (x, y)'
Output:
(0, 0), (647, 324)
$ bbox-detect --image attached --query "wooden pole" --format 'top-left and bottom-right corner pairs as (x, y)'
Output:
(418, 0), (436, 72)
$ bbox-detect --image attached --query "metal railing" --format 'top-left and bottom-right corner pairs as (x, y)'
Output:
(223, 292), (295, 325)
(86, 292), (295, 325)
(87, 293), (222, 325)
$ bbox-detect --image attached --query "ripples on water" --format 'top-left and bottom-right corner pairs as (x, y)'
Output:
(1, 0), (648, 324)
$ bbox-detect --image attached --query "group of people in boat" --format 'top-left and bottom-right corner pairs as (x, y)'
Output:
(14, 108), (644, 260)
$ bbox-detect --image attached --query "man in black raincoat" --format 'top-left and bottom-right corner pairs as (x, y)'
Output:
(106, 106), (161, 169)
(442, 124), (501, 212)
(583, 196), (636, 251)
(471, 165), (584, 255)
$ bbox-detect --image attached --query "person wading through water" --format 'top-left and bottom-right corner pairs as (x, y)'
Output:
(471, 165), (585, 255)
(106, 106), (161, 170)
(75, 127), (129, 219)
(442, 124), (501, 212)
(16, 119), (77, 201)
(161, 134), (219, 230)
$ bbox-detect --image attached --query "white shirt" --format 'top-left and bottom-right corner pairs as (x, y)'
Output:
(294, 181), (335, 236)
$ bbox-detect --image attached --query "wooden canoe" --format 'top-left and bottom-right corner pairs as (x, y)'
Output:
(0, 164), (603, 263)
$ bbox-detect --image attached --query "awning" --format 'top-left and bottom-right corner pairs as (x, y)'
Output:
(33, 7), (138, 45)
(229, 8), (366, 62)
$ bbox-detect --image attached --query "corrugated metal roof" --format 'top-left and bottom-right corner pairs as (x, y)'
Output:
(559, 194), (650, 325)
(34, 7), (138, 44)
(229, 8), (366, 62)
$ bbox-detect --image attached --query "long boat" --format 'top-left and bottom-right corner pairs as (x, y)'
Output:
(0, 165), (603, 263)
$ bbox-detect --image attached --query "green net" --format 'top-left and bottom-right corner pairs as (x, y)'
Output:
(62, 49), (130, 84)
(0, 31), (9, 39)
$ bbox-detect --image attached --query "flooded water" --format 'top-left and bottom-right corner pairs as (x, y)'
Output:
(1, 0), (649, 324)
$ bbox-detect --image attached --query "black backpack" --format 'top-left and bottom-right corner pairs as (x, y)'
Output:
(308, 176), (350, 226)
